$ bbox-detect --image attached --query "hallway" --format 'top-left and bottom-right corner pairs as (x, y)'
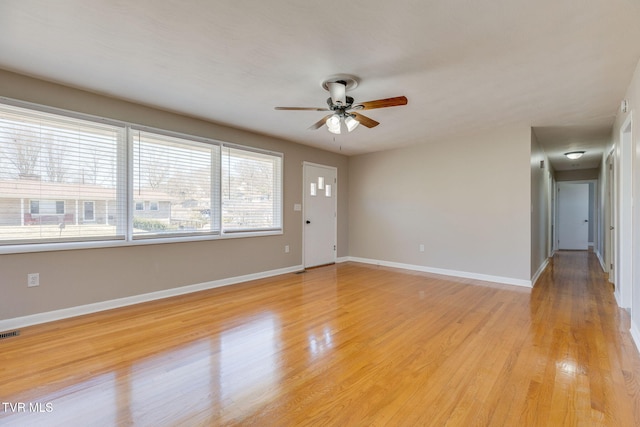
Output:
(528, 250), (640, 425)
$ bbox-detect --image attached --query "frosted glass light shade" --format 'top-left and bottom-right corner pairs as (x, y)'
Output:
(326, 115), (341, 134)
(345, 116), (360, 132)
(564, 151), (585, 160)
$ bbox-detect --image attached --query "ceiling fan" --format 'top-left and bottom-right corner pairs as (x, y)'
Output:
(274, 75), (408, 134)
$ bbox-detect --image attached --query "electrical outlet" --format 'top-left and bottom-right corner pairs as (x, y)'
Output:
(27, 273), (39, 287)
(285, 245), (290, 253)
(419, 244), (425, 252)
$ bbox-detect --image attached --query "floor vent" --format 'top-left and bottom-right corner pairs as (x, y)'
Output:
(0, 330), (20, 340)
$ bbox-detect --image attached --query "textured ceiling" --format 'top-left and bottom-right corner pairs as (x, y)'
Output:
(0, 0), (639, 170)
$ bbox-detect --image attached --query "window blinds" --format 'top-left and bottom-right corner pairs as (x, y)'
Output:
(221, 146), (282, 232)
(0, 103), (125, 244)
(131, 129), (219, 238)
(0, 101), (283, 248)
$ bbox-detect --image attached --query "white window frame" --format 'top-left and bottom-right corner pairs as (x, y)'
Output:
(221, 144), (284, 234)
(0, 98), (284, 254)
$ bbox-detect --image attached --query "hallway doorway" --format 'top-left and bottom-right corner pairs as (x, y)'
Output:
(557, 182), (589, 250)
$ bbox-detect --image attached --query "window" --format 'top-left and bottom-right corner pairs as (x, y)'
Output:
(222, 146), (282, 232)
(0, 103), (125, 244)
(29, 200), (39, 214)
(132, 128), (219, 239)
(83, 201), (95, 221)
(30, 200), (65, 215)
(0, 101), (283, 250)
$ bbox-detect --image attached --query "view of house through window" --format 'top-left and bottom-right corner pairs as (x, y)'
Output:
(0, 102), (283, 248)
(0, 103), (124, 243)
(132, 129), (218, 238)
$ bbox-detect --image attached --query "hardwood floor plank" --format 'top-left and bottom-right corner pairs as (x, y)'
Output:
(1, 251), (640, 426)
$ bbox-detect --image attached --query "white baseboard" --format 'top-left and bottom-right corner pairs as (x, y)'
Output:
(336, 256), (350, 263)
(595, 250), (606, 272)
(346, 257), (531, 288)
(531, 258), (550, 287)
(614, 290), (622, 308)
(0, 264), (303, 332)
(631, 321), (640, 354)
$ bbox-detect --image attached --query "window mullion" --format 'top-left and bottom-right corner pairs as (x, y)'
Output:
(212, 145), (221, 234)
(123, 127), (134, 241)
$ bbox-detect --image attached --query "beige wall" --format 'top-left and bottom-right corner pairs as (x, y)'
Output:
(348, 125), (532, 282)
(0, 69), (543, 323)
(530, 130), (552, 280)
(0, 70), (349, 320)
(555, 168), (599, 181)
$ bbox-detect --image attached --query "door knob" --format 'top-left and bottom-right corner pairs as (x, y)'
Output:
(306, 220), (311, 224)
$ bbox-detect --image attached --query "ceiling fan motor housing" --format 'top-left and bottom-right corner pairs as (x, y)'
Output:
(327, 96), (355, 112)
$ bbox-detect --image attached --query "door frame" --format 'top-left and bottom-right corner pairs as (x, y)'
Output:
(302, 162), (337, 268)
(616, 113), (633, 309)
(606, 149), (616, 285)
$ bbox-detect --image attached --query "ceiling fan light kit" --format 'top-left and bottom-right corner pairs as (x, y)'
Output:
(344, 115), (360, 132)
(275, 74), (407, 135)
(326, 114), (341, 134)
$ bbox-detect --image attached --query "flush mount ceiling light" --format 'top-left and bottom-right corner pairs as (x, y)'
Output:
(564, 151), (585, 160)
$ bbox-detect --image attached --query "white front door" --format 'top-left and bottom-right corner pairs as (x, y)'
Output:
(557, 182), (589, 250)
(303, 163), (337, 268)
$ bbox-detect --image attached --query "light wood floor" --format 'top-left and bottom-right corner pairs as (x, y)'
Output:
(1, 251), (639, 426)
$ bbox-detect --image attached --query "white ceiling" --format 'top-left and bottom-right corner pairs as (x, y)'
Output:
(0, 1), (639, 169)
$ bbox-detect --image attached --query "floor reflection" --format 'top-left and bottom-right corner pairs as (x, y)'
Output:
(219, 313), (280, 422)
(0, 372), (118, 427)
(556, 358), (584, 377)
(308, 325), (334, 359)
(130, 339), (213, 426)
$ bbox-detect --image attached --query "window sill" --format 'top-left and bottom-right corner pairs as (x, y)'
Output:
(0, 229), (283, 255)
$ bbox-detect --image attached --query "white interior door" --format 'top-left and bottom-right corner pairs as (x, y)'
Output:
(557, 182), (589, 250)
(303, 163), (337, 268)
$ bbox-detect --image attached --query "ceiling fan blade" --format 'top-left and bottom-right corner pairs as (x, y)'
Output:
(274, 107), (329, 111)
(352, 112), (380, 128)
(327, 81), (347, 106)
(308, 115), (333, 130)
(354, 96), (408, 110)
